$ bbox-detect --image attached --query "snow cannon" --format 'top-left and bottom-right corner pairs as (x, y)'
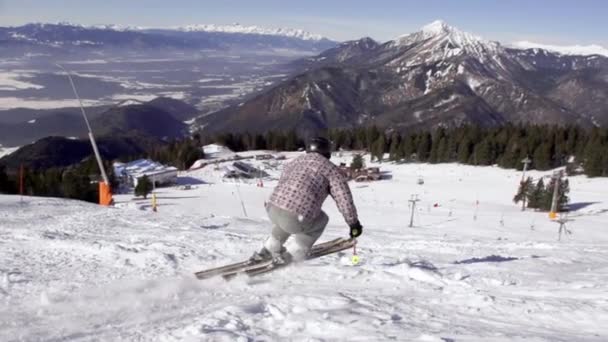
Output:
(99, 182), (113, 206)
(57, 64), (113, 207)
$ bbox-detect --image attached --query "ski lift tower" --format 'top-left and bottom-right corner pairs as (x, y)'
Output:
(56, 64), (113, 206)
(521, 156), (531, 182)
(548, 170), (563, 220)
(520, 156), (532, 211)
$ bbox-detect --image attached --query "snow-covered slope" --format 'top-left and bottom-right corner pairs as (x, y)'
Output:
(1, 153), (607, 340)
(0, 146), (19, 158)
(513, 41), (608, 57)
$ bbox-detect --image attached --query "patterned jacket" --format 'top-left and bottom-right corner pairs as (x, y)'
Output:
(269, 152), (358, 226)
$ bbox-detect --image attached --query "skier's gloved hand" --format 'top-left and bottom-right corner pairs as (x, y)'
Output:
(349, 221), (363, 238)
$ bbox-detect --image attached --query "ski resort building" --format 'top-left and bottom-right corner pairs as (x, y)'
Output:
(338, 164), (383, 182)
(222, 161), (268, 179)
(114, 159), (178, 188)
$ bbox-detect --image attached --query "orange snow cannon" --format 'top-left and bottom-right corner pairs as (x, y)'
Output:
(99, 181), (113, 206)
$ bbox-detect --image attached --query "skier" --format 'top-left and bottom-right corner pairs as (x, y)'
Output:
(251, 136), (363, 263)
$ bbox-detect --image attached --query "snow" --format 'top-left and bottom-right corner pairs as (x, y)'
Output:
(110, 94), (158, 103)
(1, 153), (607, 340)
(434, 95), (458, 107)
(394, 20), (502, 60)
(198, 78), (224, 83)
(62, 59), (109, 65)
(175, 23), (326, 41)
(0, 72), (45, 91)
(0, 146), (19, 158)
(160, 91), (187, 100)
(512, 41), (608, 57)
(0, 97), (99, 110)
(466, 76), (483, 91)
(117, 99), (144, 107)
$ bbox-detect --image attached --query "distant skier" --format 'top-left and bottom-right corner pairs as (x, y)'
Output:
(251, 136), (362, 263)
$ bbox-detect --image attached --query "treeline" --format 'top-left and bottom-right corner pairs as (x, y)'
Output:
(2, 124), (607, 204)
(204, 130), (305, 152)
(0, 137), (203, 203)
(148, 136), (205, 170)
(331, 125), (608, 176)
(204, 124), (608, 177)
(0, 158), (119, 203)
(514, 176), (570, 211)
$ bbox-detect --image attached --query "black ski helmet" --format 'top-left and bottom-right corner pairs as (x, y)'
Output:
(307, 136), (332, 159)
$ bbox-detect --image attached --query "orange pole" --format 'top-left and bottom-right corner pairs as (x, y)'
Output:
(99, 181), (113, 206)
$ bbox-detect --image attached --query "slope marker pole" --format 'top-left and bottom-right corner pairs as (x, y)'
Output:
(408, 194), (420, 228)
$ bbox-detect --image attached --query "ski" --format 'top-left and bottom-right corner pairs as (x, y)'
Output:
(222, 237), (356, 280)
(194, 237), (346, 280)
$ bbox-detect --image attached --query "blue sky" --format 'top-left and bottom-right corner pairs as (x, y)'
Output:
(0, 0), (606, 45)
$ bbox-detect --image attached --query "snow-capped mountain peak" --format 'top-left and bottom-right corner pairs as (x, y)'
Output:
(392, 20), (502, 61)
(174, 23), (326, 41)
(397, 20), (498, 49)
(420, 20), (452, 36)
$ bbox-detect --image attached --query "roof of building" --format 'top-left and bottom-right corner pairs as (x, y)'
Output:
(114, 159), (178, 178)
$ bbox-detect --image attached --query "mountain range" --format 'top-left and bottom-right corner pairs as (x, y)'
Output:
(0, 97), (194, 146)
(200, 20), (608, 134)
(0, 22), (336, 58)
(2, 20), (608, 171)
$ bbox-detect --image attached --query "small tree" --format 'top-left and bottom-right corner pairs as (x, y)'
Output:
(135, 175), (153, 199)
(558, 179), (570, 211)
(0, 165), (16, 194)
(545, 177), (570, 212)
(513, 176), (533, 210)
(350, 154), (365, 170)
(527, 178), (545, 210)
(372, 135), (385, 162)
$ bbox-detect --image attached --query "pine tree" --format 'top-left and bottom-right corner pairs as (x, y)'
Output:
(584, 137), (604, 177)
(429, 128), (446, 163)
(444, 133), (457, 162)
(558, 178), (570, 212)
(135, 175), (153, 199)
(400, 135), (416, 161)
(457, 136), (472, 164)
(61, 170), (95, 202)
(541, 177), (557, 211)
(0, 165), (16, 194)
(527, 178), (545, 210)
(253, 134), (266, 150)
(372, 135), (385, 162)
(533, 142), (552, 170)
(350, 154), (365, 170)
(499, 134), (521, 169)
(365, 126), (380, 151)
(513, 176), (533, 209)
(285, 130), (299, 151)
(473, 139), (492, 165)
(388, 133), (401, 161)
(435, 137), (448, 163)
(417, 132), (432, 162)
(602, 146), (608, 177)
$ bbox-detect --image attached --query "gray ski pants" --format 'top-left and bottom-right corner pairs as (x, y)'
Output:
(264, 203), (329, 256)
